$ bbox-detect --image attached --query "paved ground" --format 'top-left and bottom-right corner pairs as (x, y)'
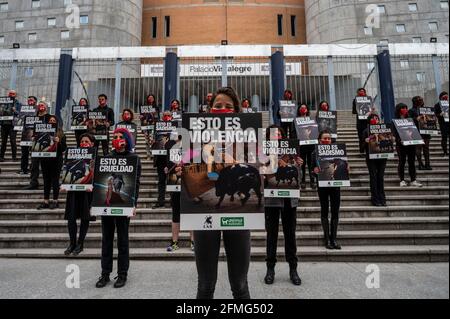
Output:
(0, 259), (448, 299)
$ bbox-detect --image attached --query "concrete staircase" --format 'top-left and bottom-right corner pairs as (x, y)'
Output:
(0, 111), (448, 262)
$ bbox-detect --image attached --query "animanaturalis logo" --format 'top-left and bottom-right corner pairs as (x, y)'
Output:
(221, 217), (245, 227)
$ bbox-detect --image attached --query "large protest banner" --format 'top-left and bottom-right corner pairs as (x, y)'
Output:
(440, 100), (449, 123)
(316, 144), (350, 187)
(316, 110), (338, 138)
(393, 119), (424, 146)
(88, 111), (108, 141)
(71, 105), (88, 130)
(20, 116), (41, 147)
(14, 104), (36, 131)
(368, 124), (396, 159)
(60, 147), (96, 191)
(140, 105), (159, 130)
(0, 96), (14, 121)
(152, 121), (179, 155)
(31, 123), (57, 158)
(260, 139), (301, 198)
(91, 155), (138, 216)
(180, 113), (264, 231)
(418, 107), (439, 136)
(279, 100), (297, 123)
(355, 96), (373, 120)
(294, 117), (319, 145)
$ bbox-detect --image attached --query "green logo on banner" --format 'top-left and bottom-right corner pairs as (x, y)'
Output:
(111, 209), (123, 215)
(334, 182), (343, 186)
(221, 217), (245, 227)
(75, 186), (85, 190)
(278, 191), (290, 196)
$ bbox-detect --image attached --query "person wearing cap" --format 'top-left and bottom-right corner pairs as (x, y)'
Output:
(0, 90), (21, 162)
(95, 127), (141, 289)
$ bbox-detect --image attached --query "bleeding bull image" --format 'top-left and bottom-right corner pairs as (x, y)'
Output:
(71, 105), (88, 130)
(31, 123), (57, 158)
(279, 100), (297, 123)
(0, 96), (14, 121)
(21, 116), (41, 147)
(88, 111), (108, 140)
(140, 105), (159, 129)
(316, 144), (350, 187)
(440, 100), (449, 122)
(295, 118), (319, 145)
(91, 156), (138, 216)
(14, 105), (36, 131)
(418, 107), (439, 135)
(369, 124), (395, 159)
(152, 121), (178, 155)
(355, 96), (373, 120)
(260, 139), (302, 198)
(60, 147), (96, 191)
(180, 113), (265, 231)
(317, 111), (338, 138)
(393, 119), (425, 146)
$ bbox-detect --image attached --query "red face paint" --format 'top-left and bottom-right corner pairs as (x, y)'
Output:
(211, 108), (234, 114)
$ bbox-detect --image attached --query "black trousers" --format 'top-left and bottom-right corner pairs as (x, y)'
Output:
(157, 165), (167, 205)
(41, 159), (62, 201)
(68, 219), (90, 245)
(366, 159), (387, 204)
(281, 122), (295, 139)
(194, 230), (250, 299)
(170, 192), (180, 223)
(300, 149), (314, 183)
(21, 146), (30, 173)
(265, 201), (298, 269)
(440, 122), (449, 154)
(416, 136), (431, 167)
(0, 124), (17, 159)
(318, 187), (341, 242)
(95, 139), (109, 156)
(101, 216), (130, 276)
(356, 121), (367, 154)
(29, 157), (40, 187)
(396, 145), (416, 181)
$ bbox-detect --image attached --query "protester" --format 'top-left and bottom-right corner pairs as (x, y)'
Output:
(394, 103), (422, 187)
(409, 96), (432, 170)
(0, 90), (20, 162)
(363, 114), (387, 206)
(74, 98), (90, 144)
(199, 93), (213, 113)
(24, 101), (51, 190)
(96, 128), (141, 289)
(63, 133), (96, 256)
(434, 91), (449, 156)
(312, 130), (344, 250)
(263, 124), (303, 286)
(36, 115), (67, 210)
(297, 103), (316, 189)
(93, 94), (115, 156)
(142, 94), (159, 159)
(18, 96), (37, 174)
(352, 88), (370, 156)
(279, 89), (295, 138)
(117, 108), (138, 144)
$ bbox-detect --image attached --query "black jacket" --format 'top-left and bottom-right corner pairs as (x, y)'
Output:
(110, 149), (142, 206)
(434, 101), (449, 129)
(93, 105), (115, 126)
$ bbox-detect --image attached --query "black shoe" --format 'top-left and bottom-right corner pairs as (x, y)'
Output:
(310, 181), (317, 190)
(418, 164), (425, 170)
(114, 275), (127, 288)
(300, 182), (306, 190)
(95, 275), (110, 288)
(89, 216), (97, 222)
(24, 184), (38, 190)
(289, 269), (302, 286)
(264, 267), (275, 285)
(64, 243), (76, 256)
(72, 242), (84, 256)
(425, 166), (433, 171)
(49, 202), (59, 209)
(37, 203), (50, 210)
(152, 203), (164, 209)
(330, 240), (342, 250)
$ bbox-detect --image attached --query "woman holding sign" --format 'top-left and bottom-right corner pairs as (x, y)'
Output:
(363, 114), (387, 206)
(37, 115), (67, 210)
(193, 87), (252, 299)
(297, 103), (317, 190)
(409, 96), (432, 170)
(352, 88), (370, 156)
(95, 128), (141, 289)
(312, 130), (343, 250)
(435, 91), (449, 156)
(74, 98), (90, 144)
(394, 103), (422, 188)
(63, 133), (96, 256)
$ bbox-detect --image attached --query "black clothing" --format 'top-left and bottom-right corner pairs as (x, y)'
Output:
(435, 101), (449, 154)
(363, 128), (387, 204)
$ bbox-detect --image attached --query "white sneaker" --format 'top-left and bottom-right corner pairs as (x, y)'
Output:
(410, 180), (423, 187)
(400, 181), (408, 187)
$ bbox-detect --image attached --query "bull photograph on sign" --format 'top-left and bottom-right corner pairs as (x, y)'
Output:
(31, 122), (57, 158)
(316, 110), (338, 139)
(14, 104), (36, 131)
(393, 119), (425, 146)
(0, 96), (14, 121)
(140, 105), (159, 130)
(88, 111), (108, 141)
(418, 107), (439, 136)
(152, 121), (179, 155)
(440, 100), (449, 123)
(180, 113), (264, 231)
(316, 144), (350, 187)
(91, 155), (138, 217)
(294, 117), (319, 145)
(355, 96), (373, 120)
(71, 105), (88, 130)
(20, 116), (41, 147)
(60, 147), (96, 191)
(368, 124), (396, 159)
(279, 100), (297, 123)
(166, 139), (183, 193)
(260, 139), (302, 198)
